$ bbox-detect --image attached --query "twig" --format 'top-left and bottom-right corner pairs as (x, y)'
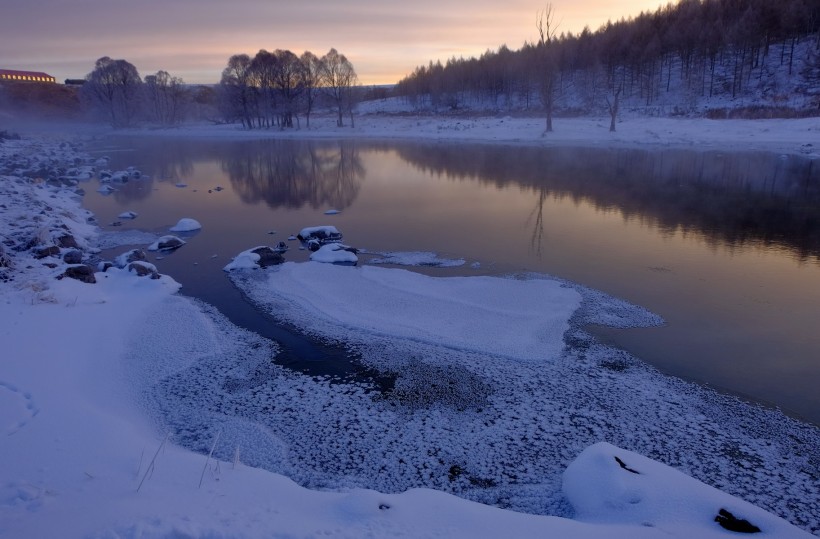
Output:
(198, 430), (221, 489)
(137, 432), (169, 492)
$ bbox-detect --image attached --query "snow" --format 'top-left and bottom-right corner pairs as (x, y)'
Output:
(254, 262), (579, 361)
(169, 217), (202, 232)
(222, 246), (264, 271)
(1, 130), (818, 538)
(118, 210), (138, 219)
(369, 250), (466, 267)
(298, 224), (342, 240)
(147, 235), (186, 251)
(309, 243), (359, 265)
(121, 115), (820, 159)
(563, 442), (805, 537)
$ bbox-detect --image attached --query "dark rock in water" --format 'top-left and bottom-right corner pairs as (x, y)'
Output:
(63, 265), (96, 284)
(150, 235), (186, 251)
(63, 249), (83, 264)
(251, 246), (285, 268)
(34, 246), (60, 259)
(715, 509), (761, 533)
(57, 234), (79, 249)
(127, 261), (160, 279)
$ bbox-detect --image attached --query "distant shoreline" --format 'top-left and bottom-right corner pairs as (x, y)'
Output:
(107, 114), (820, 158)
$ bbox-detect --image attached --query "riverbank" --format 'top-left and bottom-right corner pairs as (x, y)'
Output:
(113, 113), (820, 158)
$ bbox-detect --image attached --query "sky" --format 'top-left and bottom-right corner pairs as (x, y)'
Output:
(2, 0), (668, 85)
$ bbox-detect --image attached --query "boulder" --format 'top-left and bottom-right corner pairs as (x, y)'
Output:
(147, 235), (186, 252)
(251, 246), (285, 268)
(62, 249), (83, 264)
(34, 245), (60, 259)
(56, 234), (78, 249)
(127, 261), (160, 279)
(114, 248), (146, 268)
(63, 265), (96, 284)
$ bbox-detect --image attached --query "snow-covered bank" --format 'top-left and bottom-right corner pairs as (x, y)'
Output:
(121, 113), (820, 158)
(1, 136), (817, 538)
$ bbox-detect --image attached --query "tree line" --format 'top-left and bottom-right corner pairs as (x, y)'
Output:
(395, 0), (820, 128)
(218, 48), (357, 130)
(79, 48), (358, 129)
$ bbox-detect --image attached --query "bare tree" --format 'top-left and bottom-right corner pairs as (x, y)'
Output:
(319, 48), (358, 127)
(219, 54), (255, 128)
(81, 57), (142, 127)
(144, 70), (186, 126)
(273, 49), (304, 128)
(300, 51), (321, 128)
(536, 5), (559, 132)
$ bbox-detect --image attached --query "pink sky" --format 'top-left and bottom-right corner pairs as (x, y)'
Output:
(2, 0), (667, 85)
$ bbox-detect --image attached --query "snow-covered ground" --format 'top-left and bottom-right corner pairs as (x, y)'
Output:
(0, 129), (818, 538)
(121, 112), (820, 159)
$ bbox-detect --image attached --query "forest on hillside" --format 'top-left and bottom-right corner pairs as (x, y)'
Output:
(395, 0), (820, 121)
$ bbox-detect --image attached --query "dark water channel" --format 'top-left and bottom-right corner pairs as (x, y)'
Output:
(83, 136), (820, 425)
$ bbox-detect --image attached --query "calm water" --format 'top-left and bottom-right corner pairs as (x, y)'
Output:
(83, 137), (820, 425)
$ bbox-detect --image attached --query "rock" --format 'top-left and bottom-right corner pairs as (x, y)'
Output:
(127, 261), (160, 279)
(0, 244), (10, 268)
(169, 218), (202, 232)
(34, 246), (60, 259)
(98, 261), (114, 272)
(63, 265), (96, 284)
(715, 509), (761, 534)
(147, 235), (186, 252)
(309, 243), (358, 265)
(56, 234), (78, 249)
(63, 250), (83, 264)
(114, 248), (146, 268)
(251, 246), (285, 268)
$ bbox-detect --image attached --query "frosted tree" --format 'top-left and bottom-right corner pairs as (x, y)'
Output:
(536, 5), (559, 132)
(319, 48), (358, 127)
(81, 57), (142, 127)
(144, 70), (186, 126)
(300, 51), (321, 128)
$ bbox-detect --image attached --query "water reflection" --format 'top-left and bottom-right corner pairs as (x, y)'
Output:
(396, 145), (820, 263)
(222, 140), (364, 210)
(102, 138), (365, 211)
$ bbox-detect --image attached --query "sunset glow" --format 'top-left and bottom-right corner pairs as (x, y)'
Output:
(3, 0), (669, 84)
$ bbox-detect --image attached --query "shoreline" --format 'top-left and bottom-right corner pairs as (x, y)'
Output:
(100, 114), (820, 158)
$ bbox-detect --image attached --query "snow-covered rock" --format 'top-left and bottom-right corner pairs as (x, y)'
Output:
(114, 248), (146, 268)
(169, 218), (202, 232)
(147, 235), (186, 252)
(127, 260), (159, 279)
(309, 243), (358, 265)
(297, 225), (342, 243)
(223, 246), (285, 271)
(563, 442), (811, 537)
(118, 210), (138, 219)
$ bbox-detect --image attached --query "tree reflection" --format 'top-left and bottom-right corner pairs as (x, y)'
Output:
(222, 139), (364, 210)
(395, 144), (820, 262)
